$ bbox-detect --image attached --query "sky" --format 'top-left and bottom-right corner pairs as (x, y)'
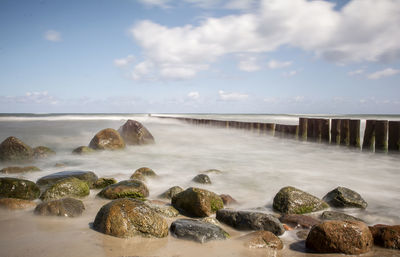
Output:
(0, 0), (399, 114)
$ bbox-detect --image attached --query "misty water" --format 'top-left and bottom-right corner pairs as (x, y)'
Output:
(0, 114), (399, 257)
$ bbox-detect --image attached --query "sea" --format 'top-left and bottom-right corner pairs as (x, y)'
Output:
(0, 113), (399, 257)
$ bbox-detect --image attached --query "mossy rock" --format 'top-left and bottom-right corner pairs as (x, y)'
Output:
(88, 128), (125, 150)
(323, 187), (367, 209)
(172, 187), (223, 217)
(34, 198), (85, 217)
(0, 198), (37, 210)
(94, 178), (117, 189)
(37, 170), (98, 189)
(159, 186), (184, 199)
(0, 136), (34, 162)
(130, 167), (157, 181)
(0, 177), (40, 200)
(97, 179), (149, 199)
(192, 174), (211, 184)
(40, 177), (90, 201)
(145, 202), (180, 218)
(118, 120), (155, 145)
(33, 146), (56, 159)
(0, 166), (40, 174)
(273, 186), (328, 214)
(72, 146), (95, 155)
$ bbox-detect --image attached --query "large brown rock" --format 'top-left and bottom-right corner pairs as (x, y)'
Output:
(130, 167), (157, 181)
(93, 198), (168, 238)
(279, 214), (320, 229)
(239, 231), (283, 249)
(37, 170), (98, 189)
(369, 224), (400, 249)
(88, 128), (125, 150)
(40, 177), (90, 201)
(172, 187), (223, 217)
(97, 179), (149, 199)
(34, 198), (85, 217)
(306, 220), (373, 254)
(0, 198), (37, 210)
(118, 120), (155, 145)
(0, 177), (40, 200)
(323, 186), (368, 209)
(0, 136), (34, 162)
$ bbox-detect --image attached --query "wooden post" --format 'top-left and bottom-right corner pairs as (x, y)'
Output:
(275, 124), (281, 137)
(306, 119), (317, 142)
(318, 119), (330, 143)
(375, 120), (388, 153)
(340, 119), (350, 146)
(331, 119), (341, 145)
(299, 118), (308, 141)
(362, 120), (376, 152)
(349, 119), (361, 148)
(253, 123), (261, 134)
(388, 121), (400, 152)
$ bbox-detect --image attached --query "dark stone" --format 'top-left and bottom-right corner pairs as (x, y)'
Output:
(279, 214), (320, 229)
(118, 120), (155, 145)
(36, 170), (98, 189)
(0, 166), (40, 174)
(192, 174), (211, 184)
(40, 177), (90, 201)
(0, 198), (36, 210)
(33, 146), (56, 159)
(94, 178), (117, 189)
(0, 177), (40, 200)
(239, 231), (283, 249)
(97, 179), (149, 199)
(159, 186), (184, 199)
(369, 224), (400, 249)
(72, 146), (95, 155)
(130, 167), (157, 180)
(219, 194), (238, 205)
(34, 198), (85, 217)
(323, 186), (367, 209)
(216, 209), (285, 236)
(321, 211), (363, 222)
(88, 128), (125, 150)
(170, 219), (229, 243)
(296, 230), (309, 240)
(0, 136), (33, 162)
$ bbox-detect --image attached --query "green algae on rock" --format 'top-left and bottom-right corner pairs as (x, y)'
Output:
(94, 177), (117, 189)
(37, 170), (98, 189)
(0, 177), (40, 200)
(97, 179), (149, 199)
(72, 146), (95, 155)
(130, 167), (157, 181)
(0, 166), (40, 174)
(159, 186), (184, 199)
(40, 177), (90, 201)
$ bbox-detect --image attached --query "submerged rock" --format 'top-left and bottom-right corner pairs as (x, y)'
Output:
(279, 214), (320, 229)
(0, 198), (37, 210)
(216, 209), (285, 236)
(321, 211), (363, 222)
(219, 194), (238, 205)
(97, 179), (149, 199)
(159, 186), (184, 199)
(239, 231), (283, 250)
(273, 186), (328, 214)
(33, 146), (56, 159)
(88, 128), (125, 150)
(118, 120), (155, 145)
(94, 177), (117, 189)
(170, 219), (229, 243)
(0, 166), (40, 174)
(323, 186), (367, 209)
(93, 198), (168, 238)
(192, 174), (211, 184)
(72, 146), (95, 155)
(0, 177), (40, 200)
(34, 198), (85, 217)
(0, 136), (34, 162)
(202, 169), (222, 174)
(40, 177), (90, 201)
(130, 167), (157, 180)
(369, 224), (400, 249)
(172, 187), (223, 217)
(37, 170), (98, 189)
(306, 220), (373, 254)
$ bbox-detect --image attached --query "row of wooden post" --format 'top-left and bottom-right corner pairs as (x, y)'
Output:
(152, 116), (400, 153)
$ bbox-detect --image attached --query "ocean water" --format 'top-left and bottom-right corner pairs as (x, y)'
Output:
(0, 113), (399, 257)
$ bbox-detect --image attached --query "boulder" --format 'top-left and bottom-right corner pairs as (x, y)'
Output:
(118, 120), (155, 145)
(321, 211), (363, 222)
(273, 186), (328, 214)
(72, 146), (95, 155)
(130, 167), (157, 180)
(369, 224), (400, 249)
(0, 177), (40, 200)
(40, 177), (90, 201)
(34, 198), (85, 217)
(93, 198), (168, 238)
(170, 219), (229, 243)
(88, 128), (125, 150)
(216, 209), (285, 236)
(145, 202), (179, 218)
(0, 166), (40, 174)
(172, 187), (223, 217)
(0, 198), (37, 210)
(33, 146), (56, 159)
(323, 186), (367, 209)
(296, 230), (309, 240)
(192, 174), (211, 184)
(219, 194), (237, 205)
(239, 231), (283, 250)
(306, 220), (373, 254)
(94, 178), (117, 189)
(0, 136), (33, 162)
(279, 214), (320, 229)
(159, 186), (183, 199)
(97, 179), (149, 199)
(201, 217), (222, 227)
(37, 170), (98, 189)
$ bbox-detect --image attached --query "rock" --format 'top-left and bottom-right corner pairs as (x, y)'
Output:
(37, 170), (98, 189)
(279, 214), (320, 229)
(202, 169), (222, 174)
(0, 136), (34, 162)
(130, 167), (157, 180)
(172, 187), (223, 217)
(219, 194), (237, 205)
(170, 219), (229, 243)
(72, 146), (95, 155)
(54, 163), (66, 167)
(369, 224), (400, 249)
(239, 231), (283, 250)
(88, 128), (125, 150)
(201, 217), (222, 227)
(0, 198), (36, 210)
(216, 209), (285, 236)
(0, 177), (40, 200)
(33, 146), (56, 159)
(145, 202), (179, 217)
(34, 198), (85, 217)
(98, 179), (149, 199)
(323, 186), (368, 209)
(0, 166), (40, 174)
(321, 211), (363, 222)
(306, 220), (373, 254)
(40, 177), (90, 201)
(159, 186), (184, 199)
(192, 174), (211, 184)
(296, 230), (309, 240)
(93, 198), (168, 238)
(118, 120), (155, 145)
(273, 186), (328, 214)
(94, 178), (117, 189)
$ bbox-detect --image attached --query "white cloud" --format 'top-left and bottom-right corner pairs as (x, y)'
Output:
(131, 60), (154, 80)
(348, 69), (364, 76)
(114, 55), (135, 67)
(187, 91), (200, 100)
(44, 30), (61, 42)
(268, 60), (293, 69)
(237, 55), (261, 72)
(283, 70), (297, 77)
(367, 68), (400, 80)
(218, 90), (248, 101)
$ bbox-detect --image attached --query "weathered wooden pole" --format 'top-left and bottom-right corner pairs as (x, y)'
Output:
(340, 119), (350, 146)
(331, 119), (341, 145)
(318, 119), (330, 143)
(375, 120), (388, 153)
(307, 118), (316, 142)
(388, 121), (400, 152)
(274, 124), (281, 137)
(299, 118), (308, 141)
(362, 120), (376, 152)
(349, 119), (360, 148)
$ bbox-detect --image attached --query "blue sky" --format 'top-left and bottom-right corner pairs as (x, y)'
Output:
(0, 0), (399, 114)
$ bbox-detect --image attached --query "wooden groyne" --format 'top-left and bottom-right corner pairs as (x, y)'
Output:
(152, 115), (400, 154)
